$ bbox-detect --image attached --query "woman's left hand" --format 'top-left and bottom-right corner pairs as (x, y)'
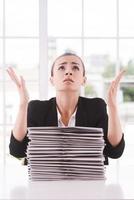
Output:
(107, 69), (126, 109)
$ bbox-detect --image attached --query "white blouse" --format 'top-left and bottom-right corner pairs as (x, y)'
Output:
(57, 107), (77, 127)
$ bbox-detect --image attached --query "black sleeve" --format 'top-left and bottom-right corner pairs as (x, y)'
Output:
(9, 100), (36, 158)
(9, 131), (29, 158)
(96, 99), (125, 163)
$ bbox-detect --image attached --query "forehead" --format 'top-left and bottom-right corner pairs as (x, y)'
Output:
(54, 55), (83, 66)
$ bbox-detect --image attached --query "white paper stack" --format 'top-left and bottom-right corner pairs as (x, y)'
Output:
(27, 127), (105, 181)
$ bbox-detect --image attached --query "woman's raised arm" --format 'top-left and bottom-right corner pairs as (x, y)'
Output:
(107, 69), (126, 146)
(7, 67), (29, 141)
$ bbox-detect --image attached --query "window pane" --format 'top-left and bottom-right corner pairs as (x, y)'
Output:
(0, 83), (3, 164)
(5, 0), (39, 36)
(5, 39), (39, 81)
(5, 82), (39, 125)
(0, 83), (3, 124)
(0, 0), (3, 36)
(5, 126), (11, 157)
(48, 38), (82, 98)
(84, 39), (116, 98)
(120, 40), (134, 76)
(120, 40), (134, 107)
(48, 0), (82, 37)
(84, 39), (116, 75)
(48, 38), (82, 58)
(0, 126), (3, 164)
(120, 0), (134, 36)
(0, 39), (3, 71)
(84, 0), (116, 37)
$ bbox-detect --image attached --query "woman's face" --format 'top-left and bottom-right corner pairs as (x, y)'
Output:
(50, 55), (86, 92)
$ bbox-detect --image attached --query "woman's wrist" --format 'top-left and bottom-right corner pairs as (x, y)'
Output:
(19, 102), (28, 109)
(107, 103), (118, 112)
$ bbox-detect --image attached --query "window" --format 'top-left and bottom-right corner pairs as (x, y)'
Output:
(120, 0), (134, 36)
(0, 0), (134, 165)
(5, 0), (39, 36)
(47, 0), (134, 166)
(0, 0), (39, 164)
(48, 0), (82, 37)
(0, 0), (3, 36)
(84, 0), (116, 37)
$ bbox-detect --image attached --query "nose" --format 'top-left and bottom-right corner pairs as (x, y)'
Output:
(65, 66), (73, 76)
(65, 72), (72, 76)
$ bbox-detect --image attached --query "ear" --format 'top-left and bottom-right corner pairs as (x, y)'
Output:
(50, 77), (54, 86)
(82, 76), (87, 86)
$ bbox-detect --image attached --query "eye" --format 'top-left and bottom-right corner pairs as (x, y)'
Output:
(58, 66), (65, 70)
(72, 66), (79, 71)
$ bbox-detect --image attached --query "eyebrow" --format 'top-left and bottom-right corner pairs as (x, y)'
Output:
(58, 62), (80, 65)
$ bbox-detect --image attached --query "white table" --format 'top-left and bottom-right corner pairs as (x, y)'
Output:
(0, 161), (134, 200)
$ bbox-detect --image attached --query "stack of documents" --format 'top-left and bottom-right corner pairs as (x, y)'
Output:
(27, 127), (105, 181)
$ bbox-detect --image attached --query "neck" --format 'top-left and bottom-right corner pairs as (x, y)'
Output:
(56, 91), (79, 117)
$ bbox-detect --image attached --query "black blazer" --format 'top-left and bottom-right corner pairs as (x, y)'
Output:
(9, 96), (125, 164)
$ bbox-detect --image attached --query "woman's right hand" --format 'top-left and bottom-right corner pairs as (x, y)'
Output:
(7, 67), (29, 106)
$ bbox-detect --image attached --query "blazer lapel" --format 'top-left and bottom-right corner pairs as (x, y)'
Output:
(46, 97), (88, 127)
(75, 97), (88, 127)
(45, 97), (58, 126)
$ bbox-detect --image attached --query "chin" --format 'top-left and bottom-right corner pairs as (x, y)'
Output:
(58, 87), (78, 92)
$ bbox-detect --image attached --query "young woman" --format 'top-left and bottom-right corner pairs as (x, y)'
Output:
(7, 52), (125, 164)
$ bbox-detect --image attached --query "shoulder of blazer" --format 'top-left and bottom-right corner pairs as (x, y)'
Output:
(76, 96), (107, 126)
(27, 97), (57, 126)
(78, 96), (106, 108)
(78, 96), (107, 119)
(28, 97), (56, 115)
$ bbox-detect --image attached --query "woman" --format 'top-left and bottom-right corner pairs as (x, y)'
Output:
(7, 52), (125, 165)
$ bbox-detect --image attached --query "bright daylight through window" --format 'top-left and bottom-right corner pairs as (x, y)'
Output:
(0, 0), (134, 166)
